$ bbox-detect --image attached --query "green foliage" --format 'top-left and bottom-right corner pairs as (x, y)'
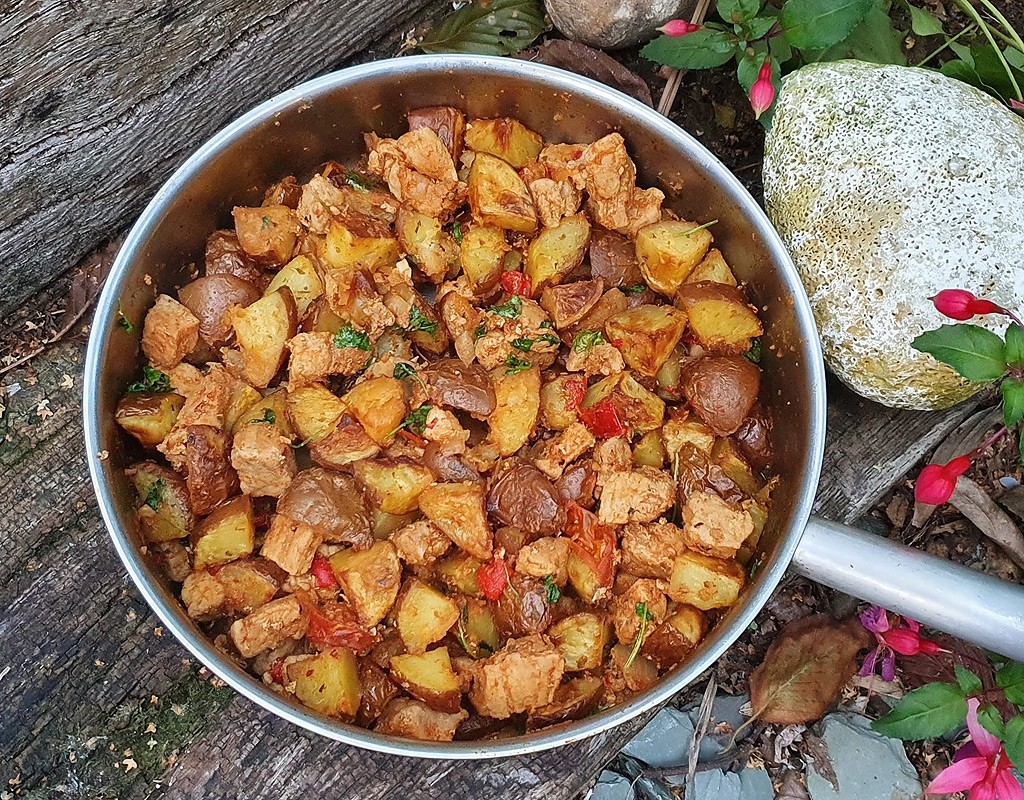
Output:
(420, 0), (547, 56)
(954, 665), (983, 695)
(1005, 324), (1024, 367)
(997, 662), (1024, 705)
(1003, 379), (1024, 428)
(1004, 715), (1024, 771)
(904, 1), (944, 36)
(872, 682), (967, 740)
(641, 28), (737, 70)
(911, 324), (1006, 382)
(393, 362), (416, 380)
(781, 0), (872, 50)
(978, 704), (1006, 739)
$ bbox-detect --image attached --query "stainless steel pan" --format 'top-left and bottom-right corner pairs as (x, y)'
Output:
(83, 54), (1024, 759)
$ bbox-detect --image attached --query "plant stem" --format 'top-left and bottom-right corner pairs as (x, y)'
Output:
(951, 0), (1023, 100)
(915, 23), (976, 67)
(969, 426), (1009, 460)
(976, 0), (1024, 54)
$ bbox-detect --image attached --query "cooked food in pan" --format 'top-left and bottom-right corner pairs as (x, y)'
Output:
(115, 107), (775, 741)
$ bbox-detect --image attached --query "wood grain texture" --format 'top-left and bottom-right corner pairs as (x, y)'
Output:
(0, 0), (436, 317)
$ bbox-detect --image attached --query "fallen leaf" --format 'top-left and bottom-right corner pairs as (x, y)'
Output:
(144, 722), (157, 734)
(748, 615), (869, 724)
(122, 757), (137, 772)
(951, 476), (1024, 569)
(420, 0), (547, 57)
(170, 704), (184, 717)
(802, 732), (837, 791)
(59, 374), (74, 390)
(515, 40), (654, 107)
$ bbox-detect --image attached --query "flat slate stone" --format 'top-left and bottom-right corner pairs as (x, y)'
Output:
(621, 707), (695, 767)
(587, 770), (635, 800)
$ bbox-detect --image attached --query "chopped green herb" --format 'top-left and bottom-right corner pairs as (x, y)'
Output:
(144, 479), (166, 511)
(504, 355), (531, 375)
(624, 602), (655, 670)
(334, 324), (371, 351)
(393, 363), (417, 380)
(539, 320), (553, 329)
(116, 300), (135, 333)
(543, 575), (561, 605)
(407, 306), (438, 336)
(261, 215), (272, 229)
(474, 323), (487, 340)
(345, 170), (370, 191)
(452, 220), (463, 243)
(680, 219), (718, 236)
(250, 408), (276, 425)
(511, 337), (534, 352)
(392, 404), (432, 437)
(744, 338), (762, 364)
(455, 603), (472, 656)
(572, 329), (605, 353)
(539, 333), (561, 347)
(127, 365), (172, 394)
(623, 285), (647, 295)
(492, 295), (523, 319)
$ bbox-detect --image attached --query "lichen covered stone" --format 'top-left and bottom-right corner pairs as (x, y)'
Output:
(764, 60), (1024, 410)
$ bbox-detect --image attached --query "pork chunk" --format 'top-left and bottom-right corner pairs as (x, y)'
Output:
(229, 595), (307, 658)
(592, 436), (633, 492)
(515, 537), (570, 584)
(231, 422), (297, 498)
(681, 491), (755, 559)
(141, 294), (200, 370)
(366, 129), (467, 219)
(158, 364), (236, 471)
(261, 514), (324, 575)
(621, 520), (688, 580)
(374, 698), (468, 741)
(390, 520), (451, 565)
(421, 407), (470, 455)
(598, 467), (675, 525)
(564, 342), (625, 377)
(577, 134), (664, 236)
(181, 570), (226, 620)
(287, 332), (371, 388)
(468, 635), (565, 719)
(612, 578), (668, 645)
(533, 422), (596, 479)
(297, 173), (349, 234)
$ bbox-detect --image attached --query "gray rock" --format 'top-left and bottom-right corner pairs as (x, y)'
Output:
(587, 770), (635, 800)
(807, 713), (921, 800)
(686, 693), (750, 762)
(739, 767), (775, 800)
(545, 0), (697, 49)
(666, 767), (773, 799)
(622, 707), (695, 767)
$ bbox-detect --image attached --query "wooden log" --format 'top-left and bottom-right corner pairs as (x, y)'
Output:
(0, 0), (437, 317)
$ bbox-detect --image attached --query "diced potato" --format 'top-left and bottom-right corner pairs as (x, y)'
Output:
(634, 220), (713, 296)
(633, 430), (666, 469)
(641, 605), (707, 668)
(686, 248), (737, 286)
(224, 384), (262, 433)
(116, 392), (184, 448)
(711, 437), (762, 496)
(674, 282), (763, 354)
(540, 279), (604, 330)
(353, 458), (434, 515)
(191, 495), (254, 570)
(567, 550), (605, 604)
(182, 424), (238, 516)
(395, 579), (461, 654)
(548, 612), (611, 672)
(302, 297), (347, 334)
(286, 384), (346, 442)
(667, 550), (745, 610)
(571, 288), (628, 337)
(662, 417), (716, 461)
(126, 461), (194, 542)
(604, 304), (688, 377)
(389, 647), (462, 713)
(527, 676), (604, 729)
(230, 288), (298, 388)
(229, 389), (293, 438)
(216, 558), (282, 615)
(610, 643), (659, 692)
(465, 117), (543, 168)
(488, 366), (541, 456)
(407, 106), (467, 162)
(329, 541), (402, 626)
(230, 595), (307, 657)
(371, 508), (419, 540)
(264, 254), (323, 317)
(539, 374), (584, 431)
(342, 376), (407, 445)
(418, 482), (492, 561)
(468, 153), (537, 233)
(524, 214), (591, 294)
(582, 372), (665, 433)
(459, 225), (508, 294)
(288, 647), (361, 720)
(397, 207), (458, 283)
(233, 205), (299, 265)
(308, 413), (381, 467)
(323, 215), (400, 273)
(457, 599), (501, 659)
(436, 553), (484, 597)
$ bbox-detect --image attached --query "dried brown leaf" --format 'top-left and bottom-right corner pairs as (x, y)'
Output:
(951, 476), (1024, 569)
(515, 40), (654, 107)
(748, 615), (869, 725)
(776, 770), (810, 800)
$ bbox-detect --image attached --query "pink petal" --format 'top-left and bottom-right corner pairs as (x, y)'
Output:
(860, 605), (890, 633)
(971, 780), (997, 800)
(859, 646), (879, 677)
(882, 651), (897, 682)
(927, 756), (989, 793)
(885, 628), (924, 655)
(905, 618), (921, 632)
(994, 768), (1024, 800)
(967, 699), (1002, 757)
(1011, 99), (1024, 110)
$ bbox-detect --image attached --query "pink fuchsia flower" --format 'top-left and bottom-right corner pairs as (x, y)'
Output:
(1011, 99), (1024, 111)
(658, 19), (700, 36)
(916, 455), (973, 505)
(931, 289), (1006, 321)
(749, 58), (775, 119)
(926, 698), (1024, 800)
(859, 605), (943, 681)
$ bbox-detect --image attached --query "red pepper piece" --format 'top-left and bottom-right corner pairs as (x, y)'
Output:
(477, 555), (509, 601)
(310, 553), (338, 589)
(577, 399), (627, 438)
(304, 601), (376, 653)
(565, 502), (616, 589)
(269, 657), (285, 684)
(500, 271), (531, 297)
(563, 377), (586, 411)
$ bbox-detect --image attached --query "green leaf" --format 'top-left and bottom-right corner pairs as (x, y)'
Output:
(393, 362), (416, 380)
(997, 662), (1024, 705)
(1003, 379), (1024, 428)
(504, 354), (532, 375)
(911, 324), (1006, 382)
(949, 41), (974, 65)
(971, 42), (1024, 102)
(572, 329), (606, 353)
(906, 2), (944, 36)
(543, 575), (561, 605)
(127, 365), (172, 394)
(1004, 715), (1024, 771)
(743, 15), (778, 38)
(871, 682), (967, 740)
(781, 0), (872, 50)
(491, 295), (522, 319)
(420, 0), (547, 56)
(954, 665), (983, 695)
(641, 28), (739, 70)
(1007, 324), (1024, 367)
(334, 324), (371, 351)
(408, 306), (438, 336)
(804, 1), (906, 66)
(717, 0), (762, 24)
(978, 704), (1005, 739)
(1006, 46), (1024, 71)
(145, 479), (166, 512)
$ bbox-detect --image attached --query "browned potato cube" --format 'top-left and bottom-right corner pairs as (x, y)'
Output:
(642, 605), (707, 668)
(418, 482), (492, 561)
(711, 437), (763, 496)
(570, 288), (628, 337)
(548, 612), (611, 672)
(567, 549), (607, 604)
(329, 542), (402, 626)
(457, 599), (501, 659)
(116, 392), (184, 448)
(633, 430), (666, 469)
(395, 579), (461, 653)
(183, 424), (239, 516)
(524, 214), (591, 294)
(230, 288), (298, 388)
(192, 495), (254, 570)
(407, 106), (467, 162)
(465, 118), (543, 168)
(540, 278), (603, 329)
(323, 215), (400, 273)
(263, 255), (323, 317)
(488, 366), (540, 456)
(389, 647), (462, 713)
(661, 418), (715, 461)
(397, 207), (459, 283)
(680, 356), (760, 436)
(232, 205), (300, 265)
(288, 647), (361, 720)
(468, 153), (537, 233)
(674, 282), (762, 354)
(342, 376), (407, 445)
(527, 676), (605, 729)
(353, 458), (434, 515)
(309, 413), (381, 467)
(610, 642), (659, 692)
(224, 384), (262, 433)
(539, 374), (585, 431)
(260, 513), (322, 575)
(216, 558), (282, 615)
(635, 219), (713, 296)
(178, 275), (262, 351)
(435, 553), (485, 597)
(286, 384), (346, 442)
(229, 389), (293, 438)
(667, 550), (745, 610)
(685, 248), (737, 286)
(589, 230), (644, 288)
(459, 225), (508, 295)
(604, 304), (688, 377)
(582, 372), (665, 434)
(127, 461), (194, 542)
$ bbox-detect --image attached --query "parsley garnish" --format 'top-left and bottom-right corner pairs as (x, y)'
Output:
(261, 215), (272, 229)
(345, 170), (370, 191)
(504, 355), (531, 375)
(144, 479), (166, 511)
(492, 295), (522, 319)
(251, 408), (276, 425)
(127, 365), (171, 394)
(543, 575), (561, 605)
(474, 323), (486, 340)
(334, 324), (371, 351)
(572, 329), (605, 353)
(539, 333), (561, 347)
(392, 404), (432, 437)
(511, 337), (534, 352)
(455, 603), (473, 656)
(408, 306), (438, 336)
(744, 338), (762, 364)
(681, 219), (718, 236)
(452, 220), (463, 244)
(393, 363), (417, 380)
(624, 602), (655, 670)
(116, 300), (134, 333)
(539, 320), (553, 329)
(623, 285), (647, 295)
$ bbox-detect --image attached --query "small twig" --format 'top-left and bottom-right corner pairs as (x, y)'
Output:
(656, 0), (714, 117)
(0, 306), (94, 377)
(686, 676), (718, 798)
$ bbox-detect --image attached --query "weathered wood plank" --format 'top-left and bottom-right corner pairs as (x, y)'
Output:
(0, 0), (437, 317)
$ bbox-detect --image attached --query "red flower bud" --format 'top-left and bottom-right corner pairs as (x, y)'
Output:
(658, 19), (700, 35)
(882, 626), (943, 656)
(931, 289), (1005, 320)
(915, 455), (972, 505)
(749, 60), (775, 120)
(1012, 99), (1024, 111)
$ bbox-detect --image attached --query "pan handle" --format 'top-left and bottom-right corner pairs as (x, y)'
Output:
(791, 515), (1024, 660)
